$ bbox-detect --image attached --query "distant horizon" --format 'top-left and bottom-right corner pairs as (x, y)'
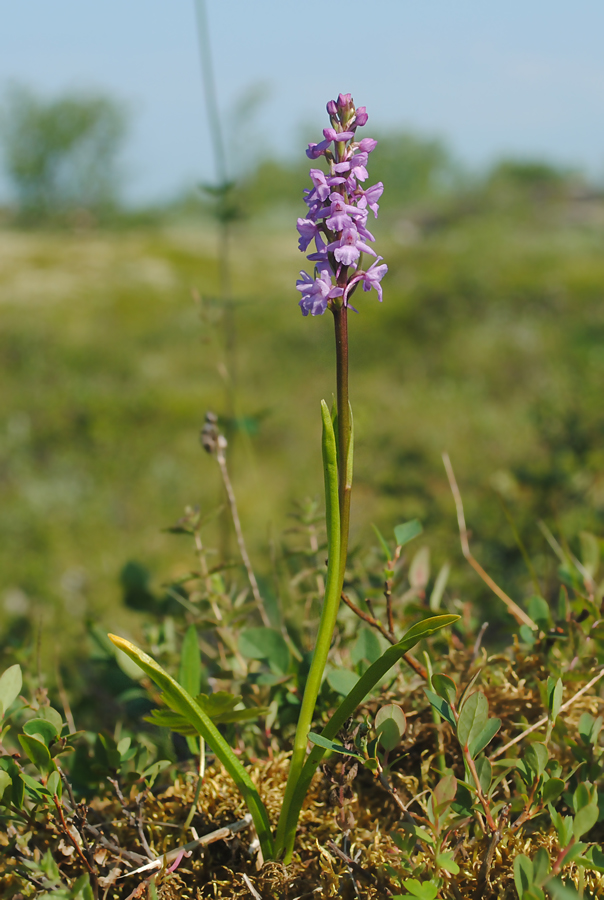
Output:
(1, 1), (603, 203)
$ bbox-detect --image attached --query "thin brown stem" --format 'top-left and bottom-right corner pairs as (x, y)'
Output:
(108, 778), (154, 860)
(490, 667), (604, 760)
(464, 748), (497, 833)
(332, 306), (351, 584)
(327, 841), (381, 889)
(194, 528), (222, 621)
(215, 436), (270, 626)
(442, 452), (537, 630)
(120, 815), (252, 877)
(53, 796), (98, 896)
(474, 804), (509, 896)
(341, 592), (428, 680)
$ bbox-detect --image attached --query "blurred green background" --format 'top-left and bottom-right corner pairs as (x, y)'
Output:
(1, 87), (604, 667)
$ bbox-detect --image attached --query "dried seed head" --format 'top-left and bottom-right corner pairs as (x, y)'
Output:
(200, 411), (219, 454)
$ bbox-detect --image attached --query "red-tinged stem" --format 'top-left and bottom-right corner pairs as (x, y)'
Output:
(332, 304), (351, 576)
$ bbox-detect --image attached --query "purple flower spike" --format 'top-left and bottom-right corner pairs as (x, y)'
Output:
(296, 95), (386, 316)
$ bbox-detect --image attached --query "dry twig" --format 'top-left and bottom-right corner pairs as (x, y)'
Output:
(119, 814), (252, 878)
(442, 452), (537, 630)
(341, 592), (428, 680)
(490, 667), (604, 760)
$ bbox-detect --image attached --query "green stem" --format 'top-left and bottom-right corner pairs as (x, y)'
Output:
(274, 304), (353, 859)
(279, 615), (459, 860)
(274, 401), (341, 856)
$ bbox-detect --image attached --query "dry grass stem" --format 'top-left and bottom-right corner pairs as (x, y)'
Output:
(442, 452), (537, 631)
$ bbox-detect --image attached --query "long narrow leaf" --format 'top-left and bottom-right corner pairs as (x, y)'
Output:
(279, 614), (459, 859)
(108, 634), (274, 860)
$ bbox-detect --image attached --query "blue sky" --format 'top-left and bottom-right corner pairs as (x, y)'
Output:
(2, 1), (604, 202)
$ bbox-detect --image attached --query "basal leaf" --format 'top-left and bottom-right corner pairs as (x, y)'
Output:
(307, 732), (363, 760)
(579, 845), (604, 873)
(424, 689), (456, 727)
(528, 595), (551, 630)
(435, 850), (460, 874)
(432, 673), (457, 707)
(327, 668), (359, 696)
(351, 628), (382, 666)
(547, 877), (582, 899)
(281, 615), (459, 854)
(0, 769), (11, 803)
(513, 853), (534, 895)
(108, 633), (274, 860)
(456, 691), (488, 750)
(18, 733), (53, 772)
(473, 756), (492, 795)
(468, 717), (501, 758)
(239, 627), (290, 675)
(573, 802), (599, 840)
(547, 676), (563, 723)
(23, 718), (59, 747)
(532, 846), (550, 884)
(542, 777), (565, 804)
(375, 704), (406, 751)
(179, 625), (202, 698)
(525, 742), (549, 780)
(0, 664), (22, 719)
(37, 707), (63, 733)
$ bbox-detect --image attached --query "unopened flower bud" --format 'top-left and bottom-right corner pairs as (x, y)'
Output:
(326, 99), (338, 116)
(354, 106), (368, 127)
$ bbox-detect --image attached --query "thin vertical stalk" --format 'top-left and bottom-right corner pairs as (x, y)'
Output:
(215, 437), (270, 627)
(274, 402), (341, 858)
(193, 0), (226, 186)
(333, 304), (352, 575)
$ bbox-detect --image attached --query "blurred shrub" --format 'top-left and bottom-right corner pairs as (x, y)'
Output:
(0, 84), (127, 224)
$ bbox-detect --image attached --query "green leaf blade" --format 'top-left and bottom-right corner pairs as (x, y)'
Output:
(394, 519), (423, 548)
(457, 692), (488, 749)
(108, 633), (274, 860)
(0, 664), (22, 719)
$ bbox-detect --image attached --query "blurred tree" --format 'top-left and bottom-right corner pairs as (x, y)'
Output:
(369, 130), (461, 210)
(0, 85), (127, 223)
(239, 129), (460, 216)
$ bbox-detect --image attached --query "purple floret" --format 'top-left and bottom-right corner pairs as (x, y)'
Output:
(296, 270), (343, 316)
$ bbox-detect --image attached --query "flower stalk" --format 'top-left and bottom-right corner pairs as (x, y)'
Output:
(276, 93), (387, 860)
(107, 95), (459, 867)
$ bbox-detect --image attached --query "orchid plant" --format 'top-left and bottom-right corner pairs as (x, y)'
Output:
(109, 94), (457, 864)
